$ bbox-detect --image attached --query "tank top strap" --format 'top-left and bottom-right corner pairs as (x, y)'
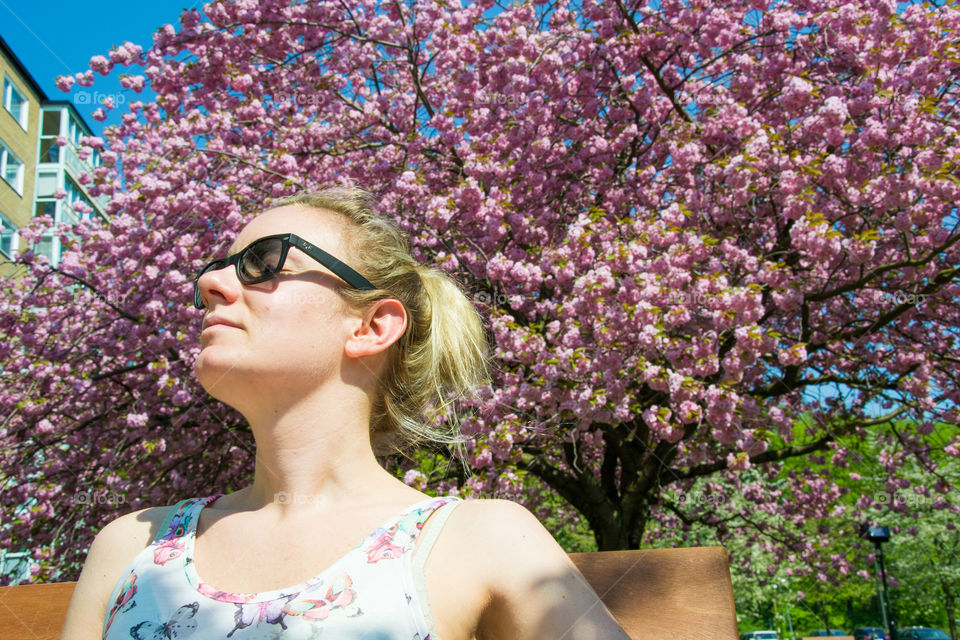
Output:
(407, 497), (463, 634)
(151, 494), (223, 544)
(410, 497), (462, 569)
(399, 496), (460, 532)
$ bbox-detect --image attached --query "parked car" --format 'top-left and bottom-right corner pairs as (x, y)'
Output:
(810, 631), (850, 637)
(898, 628), (950, 640)
(741, 631), (780, 640)
(853, 627), (889, 640)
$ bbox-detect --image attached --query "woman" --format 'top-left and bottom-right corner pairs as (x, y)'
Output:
(60, 188), (630, 639)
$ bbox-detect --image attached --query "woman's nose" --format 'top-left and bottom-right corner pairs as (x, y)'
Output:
(196, 263), (241, 309)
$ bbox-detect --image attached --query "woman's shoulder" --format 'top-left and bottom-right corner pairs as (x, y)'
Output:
(446, 497), (547, 532)
(95, 496), (205, 551)
(426, 499), (632, 639)
(438, 498), (570, 567)
(60, 499), (204, 639)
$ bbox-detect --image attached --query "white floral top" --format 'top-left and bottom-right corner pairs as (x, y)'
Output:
(101, 494), (463, 639)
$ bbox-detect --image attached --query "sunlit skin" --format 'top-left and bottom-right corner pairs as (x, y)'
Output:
(193, 204), (417, 517)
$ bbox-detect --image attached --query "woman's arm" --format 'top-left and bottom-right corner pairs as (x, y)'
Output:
(59, 507), (170, 640)
(428, 499), (632, 640)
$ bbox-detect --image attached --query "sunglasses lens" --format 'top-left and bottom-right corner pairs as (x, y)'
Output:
(239, 238), (284, 283)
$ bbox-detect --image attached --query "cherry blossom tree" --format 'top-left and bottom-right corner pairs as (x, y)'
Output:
(2, 0), (959, 583)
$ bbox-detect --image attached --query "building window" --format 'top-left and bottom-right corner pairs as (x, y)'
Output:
(67, 113), (83, 147)
(0, 143), (25, 194)
(42, 109), (61, 136)
(35, 169), (59, 221)
(36, 233), (56, 264)
(35, 200), (57, 218)
(38, 109), (63, 164)
(36, 170), (58, 197)
(39, 138), (60, 163)
(64, 175), (94, 223)
(0, 212), (18, 258)
(3, 76), (28, 130)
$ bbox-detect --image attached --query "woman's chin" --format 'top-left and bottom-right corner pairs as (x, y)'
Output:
(194, 349), (244, 388)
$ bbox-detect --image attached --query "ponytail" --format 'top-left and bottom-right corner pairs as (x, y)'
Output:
(271, 188), (492, 455)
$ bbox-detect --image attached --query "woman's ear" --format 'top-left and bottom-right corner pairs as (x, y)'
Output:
(344, 298), (407, 359)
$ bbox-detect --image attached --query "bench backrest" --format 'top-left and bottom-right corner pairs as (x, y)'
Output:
(0, 547), (738, 639)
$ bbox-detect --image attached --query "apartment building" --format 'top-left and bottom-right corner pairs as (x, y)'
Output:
(1, 34), (107, 270)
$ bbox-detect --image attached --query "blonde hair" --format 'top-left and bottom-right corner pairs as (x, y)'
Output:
(271, 188), (492, 456)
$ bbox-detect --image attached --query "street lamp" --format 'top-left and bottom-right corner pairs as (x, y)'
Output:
(773, 582), (796, 640)
(859, 524), (896, 640)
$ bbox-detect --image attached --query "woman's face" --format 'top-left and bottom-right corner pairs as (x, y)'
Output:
(193, 205), (362, 403)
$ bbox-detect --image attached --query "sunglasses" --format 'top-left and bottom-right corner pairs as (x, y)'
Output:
(193, 233), (376, 309)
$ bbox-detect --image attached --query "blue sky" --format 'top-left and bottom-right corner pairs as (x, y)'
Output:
(0, 0), (197, 136)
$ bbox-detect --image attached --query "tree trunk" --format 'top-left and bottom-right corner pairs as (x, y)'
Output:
(519, 429), (656, 552)
(590, 504), (647, 551)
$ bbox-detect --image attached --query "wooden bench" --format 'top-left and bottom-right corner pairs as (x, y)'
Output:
(0, 547), (738, 639)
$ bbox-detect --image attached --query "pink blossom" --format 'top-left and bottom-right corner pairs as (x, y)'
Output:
(120, 75), (147, 93)
(231, 73), (255, 92)
(36, 420), (55, 435)
(74, 70), (95, 87)
(55, 75), (75, 92)
(727, 452), (751, 471)
(89, 55), (114, 76)
(109, 42), (143, 66)
(125, 413), (149, 428)
(403, 470), (427, 489)
(79, 136), (105, 149)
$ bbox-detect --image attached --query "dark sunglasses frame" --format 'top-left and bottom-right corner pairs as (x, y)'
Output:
(193, 233), (376, 309)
